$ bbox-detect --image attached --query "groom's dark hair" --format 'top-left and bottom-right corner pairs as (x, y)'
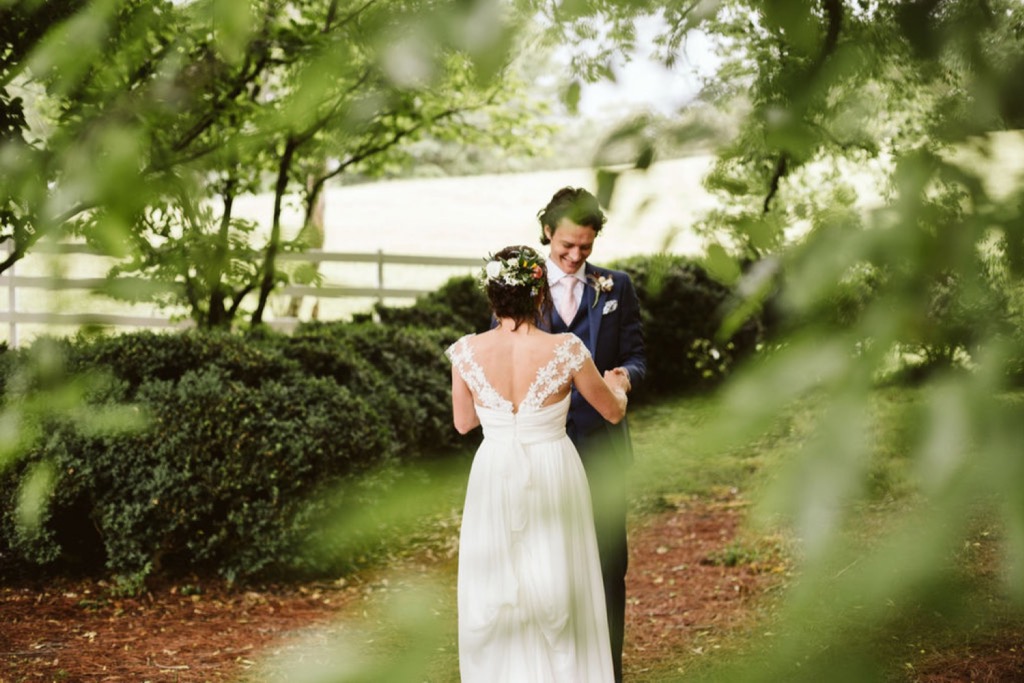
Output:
(537, 187), (607, 245)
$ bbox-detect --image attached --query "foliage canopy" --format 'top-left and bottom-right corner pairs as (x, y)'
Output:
(4, 0), (1024, 679)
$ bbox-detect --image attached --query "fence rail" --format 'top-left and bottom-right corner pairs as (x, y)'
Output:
(1, 242), (482, 347)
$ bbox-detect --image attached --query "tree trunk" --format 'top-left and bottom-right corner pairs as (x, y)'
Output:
(251, 137), (297, 326)
(205, 181), (236, 328)
(285, 170), (326, 318)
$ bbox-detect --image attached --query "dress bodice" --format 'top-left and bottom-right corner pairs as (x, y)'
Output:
(474, 395), (571, 444)
(446, 333), (590, 419)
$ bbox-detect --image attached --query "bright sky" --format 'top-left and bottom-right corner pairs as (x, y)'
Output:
(570, 19), (720, 117)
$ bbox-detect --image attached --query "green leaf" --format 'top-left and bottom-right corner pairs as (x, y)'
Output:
(16, 460), (56, 533)
(563, 80), (582, 115)
(738, 216), (778, 251)
(703, 243), (740, 285)
(635, 144), (654, 170)
(595, 168), (619, 209)
(762, 0), (819, 56)
(205, 0), (254, 65)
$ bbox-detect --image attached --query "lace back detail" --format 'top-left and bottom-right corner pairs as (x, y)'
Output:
(445, 334), (590, 414)
(446, 334), (513, 412)
(519, 335), (589, 411)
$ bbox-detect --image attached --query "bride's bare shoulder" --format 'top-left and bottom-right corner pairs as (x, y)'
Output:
(470, 328), (498, 345)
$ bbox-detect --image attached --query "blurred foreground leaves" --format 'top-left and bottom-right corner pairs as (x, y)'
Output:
(4, 0), (1024, 681)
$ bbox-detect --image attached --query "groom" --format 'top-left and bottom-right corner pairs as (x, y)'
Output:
(539, 186), (646, 682)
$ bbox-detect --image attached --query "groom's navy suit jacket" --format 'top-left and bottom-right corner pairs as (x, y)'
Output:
(548, 262), (646, 461)
(545, 261), (645, 683)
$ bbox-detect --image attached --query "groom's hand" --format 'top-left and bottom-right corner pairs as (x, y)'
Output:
(608, 367), (632, 393)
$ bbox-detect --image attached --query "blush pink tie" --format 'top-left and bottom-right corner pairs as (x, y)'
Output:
(557, 277), (578, 324)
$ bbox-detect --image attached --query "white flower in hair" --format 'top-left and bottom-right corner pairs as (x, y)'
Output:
(479, 249), (546, 294)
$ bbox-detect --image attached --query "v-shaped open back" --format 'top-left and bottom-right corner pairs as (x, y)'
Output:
(446, 333), (590, 414)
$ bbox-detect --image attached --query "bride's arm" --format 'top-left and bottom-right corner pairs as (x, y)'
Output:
(451, 366), (481, 434)
(573, 356), (628, 424)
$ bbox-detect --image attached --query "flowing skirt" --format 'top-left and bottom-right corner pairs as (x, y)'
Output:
(457, 414), (613, 683)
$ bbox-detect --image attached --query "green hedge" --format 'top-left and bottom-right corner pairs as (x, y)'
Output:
(275, 322), (463, 453)
(614, 254), (766, 397)
(374, 254), (766, 397)
(0, 253), (765, 586)
(0, 324), (460, 586)
(2, 369), (393, 583)
(369, 274), (492, 332)
(67, 329), (298, 393)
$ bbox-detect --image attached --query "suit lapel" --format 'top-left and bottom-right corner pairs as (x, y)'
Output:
(585, 264), (604, 353)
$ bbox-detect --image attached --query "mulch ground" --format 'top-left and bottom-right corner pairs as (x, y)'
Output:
(1, 491), (1020, 682)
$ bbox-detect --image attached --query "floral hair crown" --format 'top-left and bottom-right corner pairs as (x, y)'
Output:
(480, 249), (546, 293)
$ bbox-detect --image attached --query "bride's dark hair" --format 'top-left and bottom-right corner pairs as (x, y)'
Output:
(484, 245), (550, 329)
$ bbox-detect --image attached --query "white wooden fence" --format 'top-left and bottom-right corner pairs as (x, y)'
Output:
(0, 242), (481, 347)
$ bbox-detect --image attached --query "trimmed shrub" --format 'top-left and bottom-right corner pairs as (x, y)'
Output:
(66, 329), (298, 395)
(292, 321), (463, 454)
(370, 275), (491, 332)
(258, 328), (414, 454)
(613, 254), (766, 396)
(0, 322), (468, 585)
(0, 344), (13, 397)
(2, 367), (395, 583)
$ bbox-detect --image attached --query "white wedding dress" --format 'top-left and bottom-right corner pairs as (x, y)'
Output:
(446, 333), (613, 683)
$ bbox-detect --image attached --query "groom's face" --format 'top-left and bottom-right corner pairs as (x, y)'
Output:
(545, 218), (596, 275)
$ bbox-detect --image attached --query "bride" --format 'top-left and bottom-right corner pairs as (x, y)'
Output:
(446, 245), (630, 683)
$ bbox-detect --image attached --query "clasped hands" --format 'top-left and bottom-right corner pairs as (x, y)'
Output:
(603, 367), (632, 394)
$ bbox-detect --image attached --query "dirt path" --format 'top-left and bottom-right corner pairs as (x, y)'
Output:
(0, 495), (790, 682)
(9, 492), (1020, 682)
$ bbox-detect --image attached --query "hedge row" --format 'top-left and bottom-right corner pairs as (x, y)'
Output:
(375, 253), (768, 397)
(1, 323), (462, 586)
(0, 254), (767, 587)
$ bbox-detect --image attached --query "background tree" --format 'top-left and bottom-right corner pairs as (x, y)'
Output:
(531, 0), (1024, 679)
(1, 0), (170, 272)
(6, 0), (1024, 678)
(3, 0), (546, 329)
(678, 2), (1024, 680)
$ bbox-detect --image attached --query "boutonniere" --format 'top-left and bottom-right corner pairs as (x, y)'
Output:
(588, 274), (614, 307)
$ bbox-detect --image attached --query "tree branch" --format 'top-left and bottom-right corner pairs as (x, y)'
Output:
(251, 135), (299, 325)
(763, 153), (788, 214)
(762, 0), (844, 215)
(318, 105), (471, 187)
(327, 0), (380, 32)
(228, 282), (257, 318)
(170, 48), (271, 155)
(814, 0), (844, 76)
